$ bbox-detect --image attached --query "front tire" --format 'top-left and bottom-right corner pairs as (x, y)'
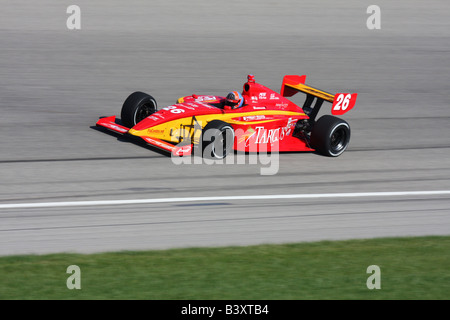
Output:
(201, 120), (235, 159)
(121, 91), (157, 128)
(310, 115), (350, 157)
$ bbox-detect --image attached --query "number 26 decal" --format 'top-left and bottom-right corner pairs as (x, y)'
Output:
(163, 105), (185, 114)
(332, 93), (357, 115)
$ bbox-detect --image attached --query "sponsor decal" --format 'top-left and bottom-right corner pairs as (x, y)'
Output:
(142, 137), (172, 149)
(173, 144), (192, 156)
(147, 115), (160, 121)
(197, 102), (217, 109)
(245, 118), (296, 145)
(269, 93), (280, 100)
(194, 95), (218, 103)
(147, 128), (164, 134)
(153, 113), (165, 119)
(243, 115), (266, 121)
(105, 123), (128, 133)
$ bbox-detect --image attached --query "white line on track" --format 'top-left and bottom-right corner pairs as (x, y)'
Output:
(1, 190), (450, 209)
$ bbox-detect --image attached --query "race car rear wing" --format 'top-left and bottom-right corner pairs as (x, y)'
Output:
(281, 75), (334, 102)
(280, 75), (357, 119)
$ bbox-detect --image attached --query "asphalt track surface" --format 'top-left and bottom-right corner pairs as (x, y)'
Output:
(0, 0), (449, 255)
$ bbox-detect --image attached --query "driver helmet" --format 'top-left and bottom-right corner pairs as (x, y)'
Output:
(224, 91), (244, 109)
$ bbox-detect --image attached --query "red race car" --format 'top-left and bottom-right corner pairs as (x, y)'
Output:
(96, 75), (357, 159)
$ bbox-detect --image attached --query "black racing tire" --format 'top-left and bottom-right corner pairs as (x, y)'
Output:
(201, 120), (235, 160)
(310, 115), (351, 157)
(120, 91), (157, 128)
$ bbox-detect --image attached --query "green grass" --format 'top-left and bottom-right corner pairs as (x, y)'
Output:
(0, 236), (449, 299)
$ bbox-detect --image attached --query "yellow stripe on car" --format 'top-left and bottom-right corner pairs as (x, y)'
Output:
(128, 110), (306, 145)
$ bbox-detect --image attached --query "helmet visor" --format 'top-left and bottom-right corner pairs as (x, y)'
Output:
(225, 98), (239, 107)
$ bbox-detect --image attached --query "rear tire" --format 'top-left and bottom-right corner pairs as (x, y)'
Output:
(201, 120), (235, 159)
(310, 115), (350, 157)
(121, 91), (157, 128)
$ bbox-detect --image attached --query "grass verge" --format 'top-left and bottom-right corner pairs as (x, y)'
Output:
(0, 236), (449, 299)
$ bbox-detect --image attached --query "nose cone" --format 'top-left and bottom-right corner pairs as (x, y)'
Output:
(130, 101), (223, 131)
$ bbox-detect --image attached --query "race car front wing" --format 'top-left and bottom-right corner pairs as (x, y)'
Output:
(96, 116), (192, 156)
